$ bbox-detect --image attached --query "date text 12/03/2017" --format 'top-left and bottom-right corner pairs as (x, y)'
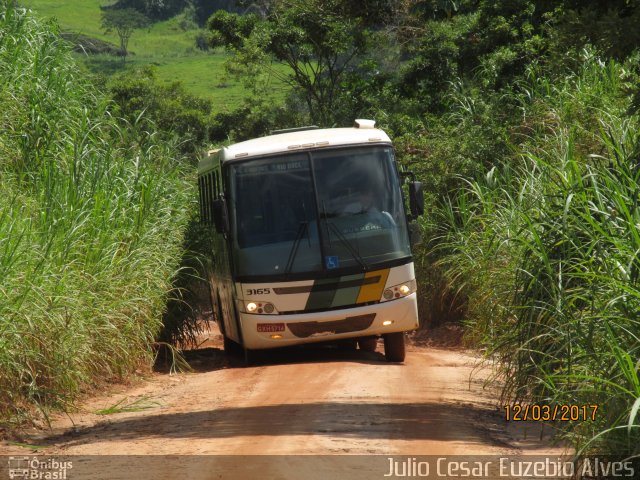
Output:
(504, 404), (598, 421)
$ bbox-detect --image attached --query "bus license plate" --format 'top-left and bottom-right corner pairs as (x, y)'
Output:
(257, 323), (285, 333)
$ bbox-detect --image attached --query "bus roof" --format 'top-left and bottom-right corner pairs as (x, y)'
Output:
(199, 123), (392, 173)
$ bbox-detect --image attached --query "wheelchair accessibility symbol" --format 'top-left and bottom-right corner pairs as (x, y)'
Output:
(325, 256), (339, 269)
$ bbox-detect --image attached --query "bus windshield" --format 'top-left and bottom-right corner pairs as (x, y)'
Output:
(229, 146), (411, 278)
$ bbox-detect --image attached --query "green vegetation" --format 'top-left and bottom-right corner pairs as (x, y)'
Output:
(0, 3), (192, 426)
(5, 0), (640, 459)
(430, 55), (640, 454)
(20, 0), (107, 36)
(208, 0), (640, 456)
(395, 2), (640, 457)
(209, 1), (374, 124)
(20, 0), (286, 108)
(94, 395), (160, 415)
(107, 65), (215, 155)
(7, 441), (46, 451)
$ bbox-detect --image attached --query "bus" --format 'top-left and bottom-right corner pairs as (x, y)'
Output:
(198, 119), (424, 363)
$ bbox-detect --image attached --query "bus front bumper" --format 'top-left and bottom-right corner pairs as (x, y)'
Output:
(239, 293), (419, 350)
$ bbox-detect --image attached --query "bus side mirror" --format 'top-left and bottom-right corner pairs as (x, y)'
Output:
(212, 196), (229, 234)
(409, 181), (424, 217)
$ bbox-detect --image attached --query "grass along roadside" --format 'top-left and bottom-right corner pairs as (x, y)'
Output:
(94, 396), (161, 416)
(428, 55), (640, 455)
(1, 3), (193, 429)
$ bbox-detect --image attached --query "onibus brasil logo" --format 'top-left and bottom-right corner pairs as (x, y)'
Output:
(7, 457), (73, 479)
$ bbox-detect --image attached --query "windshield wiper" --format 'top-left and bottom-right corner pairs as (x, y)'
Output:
(325, 221), (368, 270)
(284, 221), (308, 275)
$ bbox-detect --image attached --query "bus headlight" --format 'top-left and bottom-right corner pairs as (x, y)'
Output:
(246, 302), (258, 312)
(381, 279), (417, 302)
(239, 301), (278, 314)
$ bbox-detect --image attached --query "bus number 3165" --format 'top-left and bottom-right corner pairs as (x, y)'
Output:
(246, 288), (271, 295)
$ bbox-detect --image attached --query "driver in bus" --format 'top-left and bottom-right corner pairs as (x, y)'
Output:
(342, 186), (396, 227)
(343, 188), (375, 215)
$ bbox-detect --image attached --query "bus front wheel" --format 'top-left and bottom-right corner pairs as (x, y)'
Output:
(358, 337), (378, 352)
(217, 294), (242, 356)
(224, 336), (243, 356)
(383, 332), (405, 362)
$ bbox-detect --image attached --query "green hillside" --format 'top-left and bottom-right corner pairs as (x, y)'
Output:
(20, 0), (287, 109)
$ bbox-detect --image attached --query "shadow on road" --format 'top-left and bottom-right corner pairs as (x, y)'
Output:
(42, 400), (502, 448)
(158, 342), (395, 374)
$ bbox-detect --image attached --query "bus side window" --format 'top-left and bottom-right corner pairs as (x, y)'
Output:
(207, 173), (214, 224)
(214, 172), (219, 215)
(205, 174), (211, 224)
(198, 177), (205, 223)
(202, 175), (210, 224)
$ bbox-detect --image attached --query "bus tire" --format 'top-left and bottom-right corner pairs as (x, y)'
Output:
(243, 347), (254, 367)
(383, 332), (405, 362)
(217, 293), (241, 356)
(358, 337), (377, 352)
(223, 336), (243, 356)
(340, 339), (357, 350)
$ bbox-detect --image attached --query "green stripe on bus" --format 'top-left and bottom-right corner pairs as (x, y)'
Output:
(305, 277), (340, 310)
(330, 273), (364, 307)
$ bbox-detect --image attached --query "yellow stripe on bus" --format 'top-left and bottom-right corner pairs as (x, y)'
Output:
(356, 268), (390, 304)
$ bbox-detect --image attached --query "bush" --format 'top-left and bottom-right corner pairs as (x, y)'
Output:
(108, 66), (215, 157)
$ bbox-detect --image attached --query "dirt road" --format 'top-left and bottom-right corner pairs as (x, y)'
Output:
(2, 329), (564, 479)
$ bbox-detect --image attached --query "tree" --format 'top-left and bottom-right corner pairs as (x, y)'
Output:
(101, 8), (150, 63)
(209, 0), (376, 126)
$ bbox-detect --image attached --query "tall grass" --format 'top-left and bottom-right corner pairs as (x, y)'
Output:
(0, 3), (193, 426)
(430, 52), (640, 454)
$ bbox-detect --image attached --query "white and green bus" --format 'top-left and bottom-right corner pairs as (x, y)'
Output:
(198, 119), (424, 362)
